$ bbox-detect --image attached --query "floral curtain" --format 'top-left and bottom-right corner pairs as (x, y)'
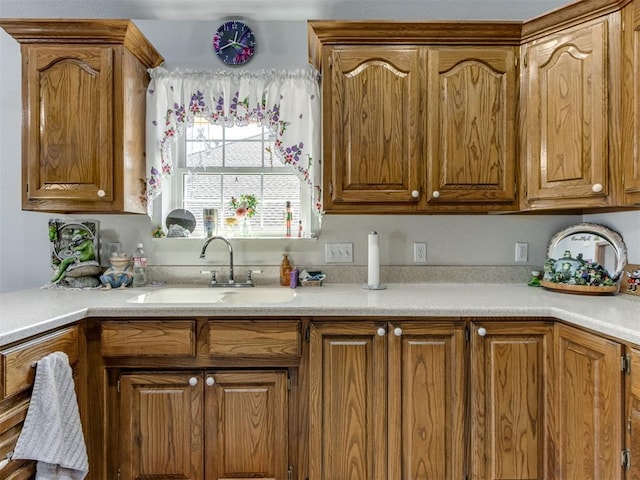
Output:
(145, 66), (322, 218)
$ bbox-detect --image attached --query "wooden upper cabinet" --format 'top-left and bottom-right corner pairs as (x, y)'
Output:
(322, 45), (422, 210)
(523, 17), (612, 210)
(425, 47), (518, 209)
(308, 21), (523, 214)
(0, 19), (163, 213)
(622, 0), (640, 206)
(24, 46), (114, 207)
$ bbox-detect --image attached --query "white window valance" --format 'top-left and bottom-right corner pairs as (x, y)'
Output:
(145, 66), (323, 218)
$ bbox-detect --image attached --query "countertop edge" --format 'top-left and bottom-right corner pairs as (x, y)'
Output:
(1, 284), (638, 347)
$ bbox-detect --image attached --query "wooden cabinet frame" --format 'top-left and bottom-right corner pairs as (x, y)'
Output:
(309, 3), (640, 214)
(2, 313), (638, 480)
(309, 22), (522, 214)
(0, 20), (163, 213)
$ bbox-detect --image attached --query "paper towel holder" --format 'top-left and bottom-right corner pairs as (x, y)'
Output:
(363, 231), (386, 290)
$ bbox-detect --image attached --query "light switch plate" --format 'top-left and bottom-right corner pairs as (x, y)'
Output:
(325, 243), (353, 263)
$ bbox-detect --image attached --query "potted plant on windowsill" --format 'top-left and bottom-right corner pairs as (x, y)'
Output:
(230, 194), (258, 237)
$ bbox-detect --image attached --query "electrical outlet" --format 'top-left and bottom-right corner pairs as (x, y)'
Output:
(325, 243), (354, 263)
(515, 242), (529, 262)
(413, 242), (427, 263)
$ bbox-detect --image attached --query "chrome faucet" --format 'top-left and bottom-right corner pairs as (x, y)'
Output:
(200, 236), (235, 284)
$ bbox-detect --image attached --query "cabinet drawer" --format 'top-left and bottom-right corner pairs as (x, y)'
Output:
(208, 321), (300, 357)
(0, 326), (79, 399)
(102, 321), (195, 357)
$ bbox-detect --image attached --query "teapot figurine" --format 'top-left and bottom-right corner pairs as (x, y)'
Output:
(100, 253), (134, 289)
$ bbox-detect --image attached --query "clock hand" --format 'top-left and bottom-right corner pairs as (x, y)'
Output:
(220, 41), (236, 50)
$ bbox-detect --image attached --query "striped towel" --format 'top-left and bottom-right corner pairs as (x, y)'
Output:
(12, 352), (89, 479)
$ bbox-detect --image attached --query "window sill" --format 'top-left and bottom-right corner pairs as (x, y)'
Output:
(152, 235), (317, 243)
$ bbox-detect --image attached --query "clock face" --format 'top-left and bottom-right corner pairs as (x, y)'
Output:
(213, 20), (256, 66)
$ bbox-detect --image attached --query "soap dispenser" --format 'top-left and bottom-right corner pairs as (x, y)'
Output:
(280, 254), (292, 286)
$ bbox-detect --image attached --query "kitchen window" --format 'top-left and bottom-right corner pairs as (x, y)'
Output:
(145, 67), (322, 238)
(172, 118), (305, 237)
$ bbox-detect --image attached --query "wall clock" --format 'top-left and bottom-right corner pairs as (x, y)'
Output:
(213, 20), (256, 66)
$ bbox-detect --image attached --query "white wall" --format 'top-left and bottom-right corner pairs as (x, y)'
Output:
(1, 11), (639, 293)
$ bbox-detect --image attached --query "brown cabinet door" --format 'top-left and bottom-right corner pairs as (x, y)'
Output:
(470, 321), (555, 480)
(323, 46), (421, 209)
(524, 18), (610, 209)
(387, 321), (467, 480)
(626, 347), (640, 479)
(119, 372), (203, 480)
(556, 324), (622, 480)
(425, 47), (517, 208)
(205, 370), (289, 480)
(309, 322), (387, 480)
(622, 0), (640, 206)
(24, 45), (114, 206)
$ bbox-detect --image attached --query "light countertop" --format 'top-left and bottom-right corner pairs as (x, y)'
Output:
(1, 283), (639, 347)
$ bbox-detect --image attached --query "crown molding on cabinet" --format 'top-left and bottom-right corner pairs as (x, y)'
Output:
(0, 19), (164, 68)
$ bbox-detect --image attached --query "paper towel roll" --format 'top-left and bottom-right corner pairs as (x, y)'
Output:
(368, 231), (380, 287)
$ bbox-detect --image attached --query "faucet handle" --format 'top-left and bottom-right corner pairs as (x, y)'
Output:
(246, 269), (262, 284)
(200, 269), (217, 285)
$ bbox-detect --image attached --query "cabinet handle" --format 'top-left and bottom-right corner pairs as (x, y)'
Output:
(377, 327), (386, 337)
(393, 327), (403, 336)
(205, 377), (215, 387)
(432, 190), (440, 198)
(188, 376), (198, 386)
(97, 189), (106, 198)
(591, 183), (603, 193)
(477, 327), (487, 337)
(411, 190), (419, 198)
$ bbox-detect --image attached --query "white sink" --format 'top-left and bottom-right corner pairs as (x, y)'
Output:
(127, 287), (296, 304)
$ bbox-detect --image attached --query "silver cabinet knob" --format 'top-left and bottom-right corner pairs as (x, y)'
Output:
(477, 327), (487, 337)
(377, 327), (386, 337)
(205, 377), (215, 387)
(393, 327), (403, 337)
(411, 190), (419, 198)
(188, 376), (198, 386)
(592, 183), (603, 193)
(97, 189), (106, 198)
(432, 190), (440, 198)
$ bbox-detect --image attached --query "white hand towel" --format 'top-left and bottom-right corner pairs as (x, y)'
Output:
(12, 351), (89, 480)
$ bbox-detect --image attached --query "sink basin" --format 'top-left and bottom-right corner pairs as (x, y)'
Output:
(219, 288), (296, 304)
(127, 287), (296, 304)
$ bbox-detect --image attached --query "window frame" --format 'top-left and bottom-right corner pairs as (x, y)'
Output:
(167, 121), (311, 239)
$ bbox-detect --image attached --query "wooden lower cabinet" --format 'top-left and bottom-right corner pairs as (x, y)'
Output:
(118, 369), (289, 480)
(556, 324), (623, 480)
(470, 321), (556, 480)
(309, 319), (628, 480)
(626, 347), (640, 479)
(0, 325), (81, 479)
(309, 320), (466, 480)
